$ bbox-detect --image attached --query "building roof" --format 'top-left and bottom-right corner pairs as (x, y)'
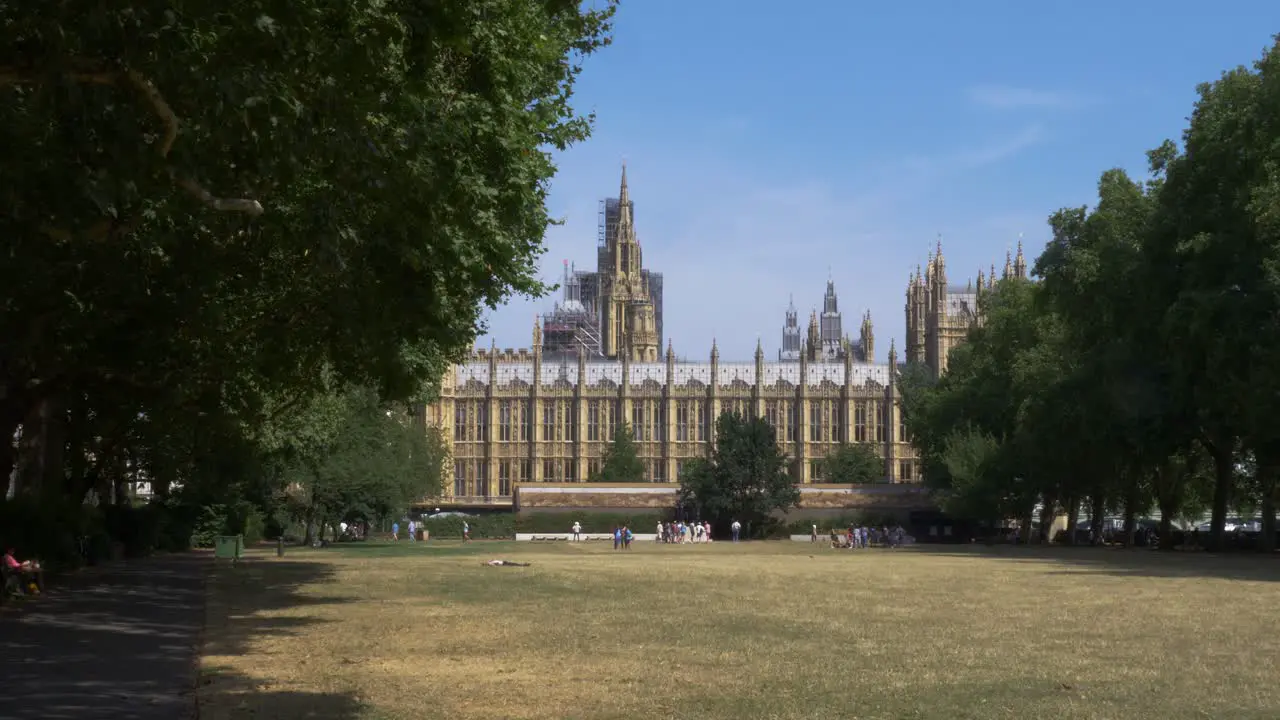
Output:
(455, 360), (893, 390)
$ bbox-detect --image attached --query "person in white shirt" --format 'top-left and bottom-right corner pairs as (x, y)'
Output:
(407, 520), (416, 542)
(731, 520), (741, 542)
(571, 521), (582, 542)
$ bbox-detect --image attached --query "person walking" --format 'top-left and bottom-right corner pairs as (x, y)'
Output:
(731, 519), (741, 543)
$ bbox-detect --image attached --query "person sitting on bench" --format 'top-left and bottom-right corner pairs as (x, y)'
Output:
(3, 547), (44, 594)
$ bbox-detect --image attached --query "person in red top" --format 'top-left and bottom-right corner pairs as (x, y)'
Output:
(3, 547), (43, 594)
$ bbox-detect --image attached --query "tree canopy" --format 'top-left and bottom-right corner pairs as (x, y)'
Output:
(679, 412), (799, 537)
(820, 443), (883, 485)
(901, 36), (1280, 551)
(594, 423), (644, 483)
(0, 1), (617, 560)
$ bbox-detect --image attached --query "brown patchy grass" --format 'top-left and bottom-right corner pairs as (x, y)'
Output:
(199, 540), (1280, 720)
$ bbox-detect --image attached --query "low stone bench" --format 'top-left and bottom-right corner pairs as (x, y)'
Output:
(516, 533), (659, 542)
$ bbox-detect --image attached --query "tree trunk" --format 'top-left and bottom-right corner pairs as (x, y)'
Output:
(0, 408), (21, 499)
(1089, 492), (1106, 544)
(1038, 494), (1057, 544)
(1257, 461), (1277, 553)
(1122, 487), (1139, 547)
(1207, 441), (1234, 552)
(1064, 496), (1080, 545)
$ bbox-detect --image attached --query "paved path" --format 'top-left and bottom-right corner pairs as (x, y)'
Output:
(0, 554), (208, 720)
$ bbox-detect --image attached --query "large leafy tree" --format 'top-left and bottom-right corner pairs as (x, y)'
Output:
(594, 423), (644, 483)
(282, 386), (445, 544)
(678, 412), (799, 536)
(0, 2), (618, 510)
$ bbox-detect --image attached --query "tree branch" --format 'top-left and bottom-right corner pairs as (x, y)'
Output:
(1, 62), (265, 221)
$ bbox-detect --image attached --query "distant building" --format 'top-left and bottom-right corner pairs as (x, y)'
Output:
(541, 165), (663, 362)
(905, 237), (1027, 376)
(778, 280), (875, 363)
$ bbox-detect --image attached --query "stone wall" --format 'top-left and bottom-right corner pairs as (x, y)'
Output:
(513, 482), (936, 513)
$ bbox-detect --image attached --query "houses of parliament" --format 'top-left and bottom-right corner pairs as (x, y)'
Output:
(422, 165), (1029, 507)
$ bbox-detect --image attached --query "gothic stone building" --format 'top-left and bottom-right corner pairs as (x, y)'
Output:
(423, 325), (919, 509)
(905, 238), (1027, 376)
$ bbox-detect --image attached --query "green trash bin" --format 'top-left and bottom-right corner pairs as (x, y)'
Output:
(215, 535), (245, 562)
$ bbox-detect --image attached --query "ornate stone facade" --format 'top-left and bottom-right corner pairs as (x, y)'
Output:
(422, 330), (921, 509)
(904, 237), (1027, 376)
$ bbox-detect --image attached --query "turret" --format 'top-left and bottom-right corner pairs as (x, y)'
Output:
(807, 310), (820, 361)
(1003, 249), (1013, 280)
(859, 310), (875, 362)
(1014, 237), (1027, 278)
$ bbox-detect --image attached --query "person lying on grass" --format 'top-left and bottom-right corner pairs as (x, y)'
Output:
(483, 559), (531, 567)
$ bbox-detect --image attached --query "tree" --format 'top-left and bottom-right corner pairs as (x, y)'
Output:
(282, 386), (445, 544)
(0, 1), (618, 552)
(820, 443), (883, 485)
(594, 423), (644, 483)
(678, 412), (799, 537)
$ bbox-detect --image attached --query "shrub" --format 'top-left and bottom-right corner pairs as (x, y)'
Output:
(420, 514), (514, 539)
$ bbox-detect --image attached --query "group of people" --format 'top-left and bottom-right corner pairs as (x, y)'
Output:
(819, 524), (911, 549)
(657, 520), (715, 544)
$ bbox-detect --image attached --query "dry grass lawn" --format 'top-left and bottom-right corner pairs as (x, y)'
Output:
(198, 540), (1280, 720)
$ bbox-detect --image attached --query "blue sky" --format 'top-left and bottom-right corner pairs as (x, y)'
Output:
(478, 1), (1280, 361)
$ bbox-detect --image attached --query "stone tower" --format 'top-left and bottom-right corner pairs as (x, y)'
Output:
(598, 163), (659, 362)
(904, 235), (1027, 377)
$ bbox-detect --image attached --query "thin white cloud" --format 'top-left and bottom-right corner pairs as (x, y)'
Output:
(954, 124), (1046, 166)
(967, 84), (1087, 110)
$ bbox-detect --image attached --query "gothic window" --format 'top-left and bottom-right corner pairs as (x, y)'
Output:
(651, 401), (664, 442)
(854, 402), (867, 443)
(588, 401), (601, 442)
(561, 399), (575, 441)
(676, 460), (685, 480)
(454, 404), (468, 442)
(498, 400), (512, 442)
(517, 401), (532, 441)
(652, 459), (666, 482)
(898, 461), (913, 482)
(543, 459), (558, 482)
(606, 400), (618, 440)
(831, 400), (845, 443)
(810, 460), (822, 482)
(588, 459), (600, 479)
(565, 459), (577, 482)
(519, 460), (531, 482)
(632, 404), (647, 441)
(473, 401), (488, 442)
(474, 462), (488, 497)
(453, 461), (466, 497)
(899, 413), (908, 443)
(874, 401), (885, 443)
(498, 461), (512, 496)
(676, 401), (689, 442)
(542, 405), (555, 442)
(809, 403), (822, 442)
(696, 401), (708, 442)
(786, 402), (797, 442)
(765, 401), (780, 442)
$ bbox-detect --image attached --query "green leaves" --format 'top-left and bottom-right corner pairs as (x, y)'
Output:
(679, 412), (799, 532)
(820, 443), (882, 485)
(596, 423), (644, 483)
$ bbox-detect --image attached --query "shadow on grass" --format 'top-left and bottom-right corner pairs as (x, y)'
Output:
(905, 543), (1280, 582)
(198, 665), (367, 720)
(197, 556), (369, 719)
(202, 556), (349, 658)
(313, 539), (517, 559)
